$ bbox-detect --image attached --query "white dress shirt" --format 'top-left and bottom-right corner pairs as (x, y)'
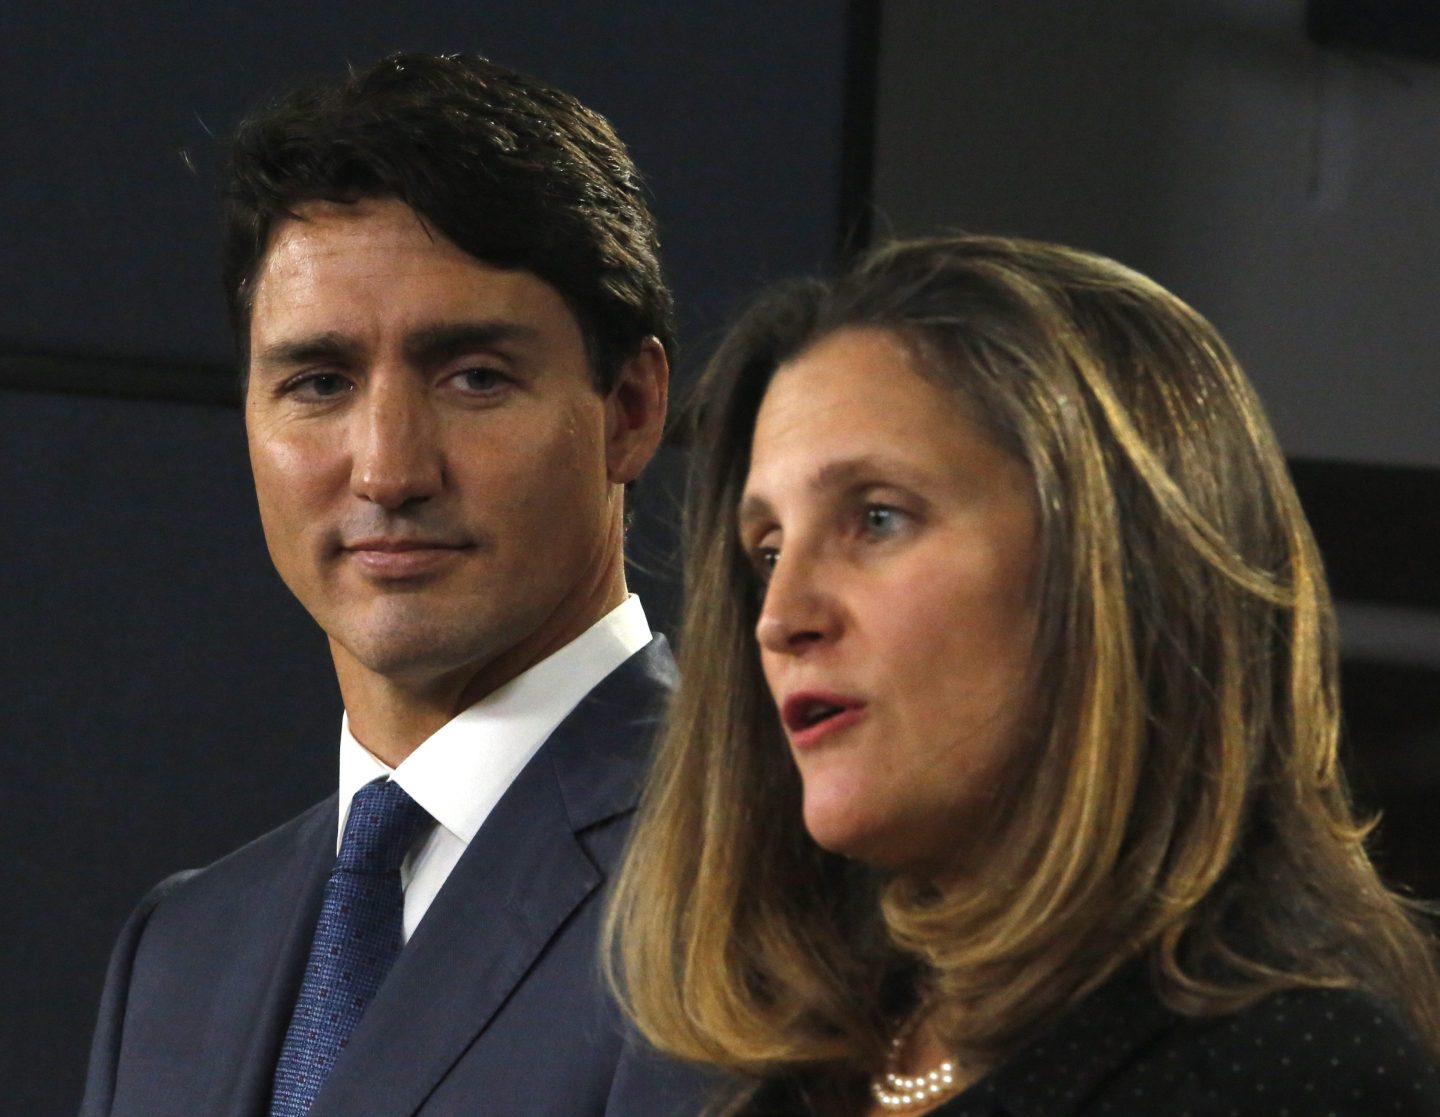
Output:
(336, 594), (652, 942)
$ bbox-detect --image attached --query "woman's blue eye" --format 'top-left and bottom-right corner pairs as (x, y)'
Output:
(864, 505), (903, 536)
(752, 547), (779, 581)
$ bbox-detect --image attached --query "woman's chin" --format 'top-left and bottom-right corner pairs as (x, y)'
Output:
(802, 801), (876, 862)
(801, 791), (969, 882)
(800, 792), (905, 869)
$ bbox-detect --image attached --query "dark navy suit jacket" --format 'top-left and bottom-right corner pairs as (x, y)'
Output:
(80, 638), (709, 1117)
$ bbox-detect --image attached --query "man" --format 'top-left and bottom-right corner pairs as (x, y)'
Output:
(81, 54), (704, 1117)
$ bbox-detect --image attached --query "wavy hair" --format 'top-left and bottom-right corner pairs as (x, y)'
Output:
(222, 52), (672, 389)
(606, 236), (1440, 1112)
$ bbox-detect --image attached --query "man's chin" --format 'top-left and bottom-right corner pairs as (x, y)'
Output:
(327, 619), (502, 688)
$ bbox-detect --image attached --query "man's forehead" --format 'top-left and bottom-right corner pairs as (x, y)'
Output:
(249, 198), (575, 346)
(259, 199), (453, 280)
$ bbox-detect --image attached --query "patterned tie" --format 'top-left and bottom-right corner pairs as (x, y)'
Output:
(269, 777), (433, 1116)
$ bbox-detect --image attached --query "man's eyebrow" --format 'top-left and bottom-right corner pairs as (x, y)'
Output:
(403, 321), (542, 364)
(251, 321), (544, 373)
(253, 332), (357, 371)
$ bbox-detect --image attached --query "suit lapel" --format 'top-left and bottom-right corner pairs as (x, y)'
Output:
(307, 637), (673, 1117)
(206, 798), (337, 1117)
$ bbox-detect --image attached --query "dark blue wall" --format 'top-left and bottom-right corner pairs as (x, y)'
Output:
(2, 2), (851, 373)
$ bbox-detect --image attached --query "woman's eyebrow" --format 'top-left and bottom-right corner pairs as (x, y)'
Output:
(736, 492), (775, 531)
(810, 454), (932, 495)
(738, 455), (925, 528)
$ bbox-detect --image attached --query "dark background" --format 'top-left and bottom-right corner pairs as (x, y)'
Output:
(3, 2), (1437, 1113)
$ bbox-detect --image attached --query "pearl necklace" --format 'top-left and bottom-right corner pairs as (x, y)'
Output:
(869, 1033), (964, 1112)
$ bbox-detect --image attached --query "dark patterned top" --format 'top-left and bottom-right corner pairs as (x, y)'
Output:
(751, 967), (1440, 1116)
(926, 970), (1440, 1116)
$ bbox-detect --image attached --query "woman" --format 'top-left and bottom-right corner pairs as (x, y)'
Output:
(607, 236), (1440, 1115)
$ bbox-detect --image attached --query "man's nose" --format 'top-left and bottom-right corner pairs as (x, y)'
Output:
(349, 377), (444, 509)
(754, 550), (843, 655)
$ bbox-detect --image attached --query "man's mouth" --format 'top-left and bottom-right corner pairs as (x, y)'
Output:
(341, 537), (473, 578)
(344, 536), (470, 553)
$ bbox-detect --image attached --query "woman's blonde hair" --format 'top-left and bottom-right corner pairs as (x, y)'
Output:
(606, 236), (1440, 1111)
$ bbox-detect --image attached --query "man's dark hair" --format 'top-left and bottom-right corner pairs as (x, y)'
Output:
(222, 53), (674, 391)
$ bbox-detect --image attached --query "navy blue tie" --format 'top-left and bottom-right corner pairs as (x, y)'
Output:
(269, 778), (433, 1116)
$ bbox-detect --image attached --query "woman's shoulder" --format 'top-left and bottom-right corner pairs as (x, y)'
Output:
(1144, 985), (1440, 1115)
(969, 973), (1440, 1117)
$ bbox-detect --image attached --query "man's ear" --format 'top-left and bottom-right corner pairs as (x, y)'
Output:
(604, 337), (669, 484)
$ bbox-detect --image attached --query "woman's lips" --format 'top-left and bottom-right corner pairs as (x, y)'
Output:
(780, 691), (867, 749)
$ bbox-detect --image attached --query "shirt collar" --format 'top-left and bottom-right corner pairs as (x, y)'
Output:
(337, 594), (651, 850)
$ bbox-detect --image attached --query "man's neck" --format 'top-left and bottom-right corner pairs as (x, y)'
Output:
(335, 579), (629, 768)
(338, 670), (482, 768)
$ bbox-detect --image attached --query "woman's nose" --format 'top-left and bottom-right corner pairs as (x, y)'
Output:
(755, 553), (842, 655)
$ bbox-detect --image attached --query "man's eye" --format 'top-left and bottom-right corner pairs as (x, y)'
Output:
(285, 373), (351, 400)
(450, 366), (510, 393)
